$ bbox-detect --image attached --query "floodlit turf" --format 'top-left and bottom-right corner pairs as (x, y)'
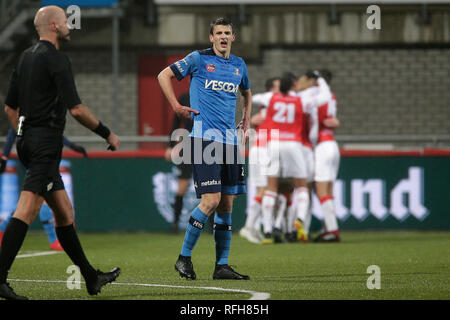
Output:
(5, 231), (450, 300)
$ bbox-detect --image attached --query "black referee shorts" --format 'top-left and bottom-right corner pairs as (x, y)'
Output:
(176, 163), (193, 180)
(16, 127), (65, 196)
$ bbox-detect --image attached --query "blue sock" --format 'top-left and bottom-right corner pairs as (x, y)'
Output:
(180, 206), (209, 257)
(214, 213), (232, 265)
(0, 213), (12, 232)
(40, 204), (58, 244)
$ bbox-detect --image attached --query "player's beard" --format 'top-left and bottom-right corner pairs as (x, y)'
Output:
(57, 29), (71, 45)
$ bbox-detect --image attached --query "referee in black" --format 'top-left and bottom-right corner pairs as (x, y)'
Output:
(165, 92), (193, 233)
(0, 5), (120, 300)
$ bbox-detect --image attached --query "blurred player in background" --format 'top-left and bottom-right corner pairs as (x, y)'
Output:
(158, 18), (252, 280)
(308, 69), (341, 242)
(165, 92), (193, 234)
(239, 77), (279, 244)
(260, 72), (309, 244)
(0, 127), (87, 250)
(290, 70), (334, 243)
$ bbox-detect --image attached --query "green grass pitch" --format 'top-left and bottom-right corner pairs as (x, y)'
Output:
(6, 230), (449, 300)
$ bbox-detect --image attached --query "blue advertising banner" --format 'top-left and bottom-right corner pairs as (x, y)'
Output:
(41, 0), (118, 7)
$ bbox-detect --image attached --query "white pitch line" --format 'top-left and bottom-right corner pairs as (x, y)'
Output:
(16, 251), (62, 259)
(9, 279), (271, 300)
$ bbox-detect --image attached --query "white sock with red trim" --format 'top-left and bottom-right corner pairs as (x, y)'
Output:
(274, 193), (287, 230)
(245, 196), (262, 230)
(286, 200), (296, 233)
(320, 196), (339, 232)
(295, 187), (310, 223)
(262, 191), (277, 235)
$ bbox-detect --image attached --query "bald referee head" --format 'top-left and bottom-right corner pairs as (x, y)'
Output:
(34, 6), (71, 48)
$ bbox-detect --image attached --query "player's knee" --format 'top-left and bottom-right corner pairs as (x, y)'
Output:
(216, 195), (235, 213)
(200, 194), (221, 214)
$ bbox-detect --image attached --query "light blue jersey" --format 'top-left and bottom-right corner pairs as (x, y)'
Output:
(170, 48), (250, 145)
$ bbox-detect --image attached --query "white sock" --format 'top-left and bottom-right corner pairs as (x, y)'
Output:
(286, 202), (296, 233)
(295, 187), (310, 223)
(321, 197), (339, 232)
(274, 194), (287, 230)
(303, 207), (312, 235)
(262, 191), (277, 235)
(245, 197), (261, 230)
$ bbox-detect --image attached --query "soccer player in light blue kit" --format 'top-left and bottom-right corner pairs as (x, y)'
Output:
(158, 18), (252, 280)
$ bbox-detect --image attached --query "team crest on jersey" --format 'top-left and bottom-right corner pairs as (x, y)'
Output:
(234, 68), (240, 76)
(206, 64), (216, 72)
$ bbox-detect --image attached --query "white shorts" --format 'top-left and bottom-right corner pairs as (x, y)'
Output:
(248, 145), (269, 187)
(314, 140), (340, 182)
(301, 145), (315, 183)
(267, 141), (306, 179)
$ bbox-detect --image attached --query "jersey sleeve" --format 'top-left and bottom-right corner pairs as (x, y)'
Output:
(252, 92), (273, 108)
(326, 98), (337, 117)
(239, 61), (250, 91)
(301, 77), (332, 110)
(48, 53), (82, 110)
(5, 68), (19, 110)
(170, 51), (199, 81)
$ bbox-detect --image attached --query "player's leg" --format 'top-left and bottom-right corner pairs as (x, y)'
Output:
(44, 189), (120, 294)
(175, 138), (223, 279)
(211, 195), (249, 280)
(283, 142), (309, 242)
(293, 178), (309, 242)
(261, 177), (278, 244)
(303, 181), (314, 236)
(261, 141), (283, 244)
(0, 212), (13, 246)
(314, 141), (340, 242)
(285, 193), (297, 242)
(273, 192), (287, 243)
(172, 176), (190, 234)
(240, 185), (264, 244)
(241, 145), (267, 243)
(39, 202), (63, 251)
(175, 192), (220, 280)
(214, 195), (234, 266)
(0, 191), (43, 300)
(211, 143), (249, 280)
(315, 181), (339, 232)
(302, 145), (315, 237)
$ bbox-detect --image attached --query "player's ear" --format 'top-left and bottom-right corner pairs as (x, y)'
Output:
(231, 33), (236, 42)
(209, 34), (214, 43)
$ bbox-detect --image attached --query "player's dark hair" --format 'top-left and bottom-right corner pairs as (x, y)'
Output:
(210, 17), (234, 35)
(265, 77), (280, 92)
(320, 69), (333, 83)
(280, 72), (297, 94)
(304, 70), (320, 79)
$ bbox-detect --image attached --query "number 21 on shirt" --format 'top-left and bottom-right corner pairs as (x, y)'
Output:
(272, 102), (295, 123)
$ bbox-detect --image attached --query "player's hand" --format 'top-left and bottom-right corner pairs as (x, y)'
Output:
(165, 147), (173, 162)
(174, 104), (199, 121)
(236, 118), (250, 144)
(323, 117), (340, 129)
(106, 132), (120, 151)
(70, 143), (88, 158)
(0, 157), (6, 174)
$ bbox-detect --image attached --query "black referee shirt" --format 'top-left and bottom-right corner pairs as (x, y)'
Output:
(5, 40), (81, 131)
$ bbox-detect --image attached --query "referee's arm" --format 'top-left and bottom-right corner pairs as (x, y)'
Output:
(4, 66), (19, 131)
(69, 104), (120, 150)
(4, 105), (18, 131)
